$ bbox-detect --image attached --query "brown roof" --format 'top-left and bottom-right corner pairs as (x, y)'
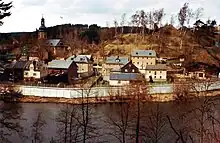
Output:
(145, 64), (167, 70)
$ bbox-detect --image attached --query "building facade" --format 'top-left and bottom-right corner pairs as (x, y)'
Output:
(67, 55), (94, 78)
(24, 61), (48, 81)
(102, 56), (129, 81)
(131, 50), (156, 71)
(144, 64), (167, 82)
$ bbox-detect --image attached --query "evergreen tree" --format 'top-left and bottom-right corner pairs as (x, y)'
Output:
(0, 0), (13, 26)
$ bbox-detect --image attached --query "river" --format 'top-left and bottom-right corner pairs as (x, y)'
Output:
(2, 97), (220, 143)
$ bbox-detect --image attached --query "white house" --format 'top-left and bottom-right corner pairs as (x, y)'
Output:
(144, 64), (167, 82)
(24, 61), (48, 81)
(67, 55), (94, 78)
(109, 73), (143, 86)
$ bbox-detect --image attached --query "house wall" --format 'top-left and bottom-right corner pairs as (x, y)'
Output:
(102, 64), (123, 76)
(53, 46), (67, 58)
(188, 72), (205, 79)
(67, 63), (78, 83)
(109, 80), (129, 86)
(131, 56), (156, 69)
(38, 32), (47, 39)
(145, 70), (167, 81)
(24, 64), (48, 80)
(77, 63), (93, 74)
(121, 62), (139, 73)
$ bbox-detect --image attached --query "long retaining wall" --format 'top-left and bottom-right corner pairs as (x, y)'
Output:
(15, 81), (220, 99)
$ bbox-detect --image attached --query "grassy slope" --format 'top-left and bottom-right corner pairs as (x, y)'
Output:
(103, 25), (220, 69)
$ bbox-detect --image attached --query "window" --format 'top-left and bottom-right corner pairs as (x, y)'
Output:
(154, 71), (156, 75)
(149, 71), (151, 73)
(125, 69), (128, 72)
(132, 69), (135, 72)
(154, 76), (156, 78)
(149, 53), (152, 55)
(33, 73), (36, 76)
(25, 72), (28, 76)
(160, 71), (162, 73)
(160, 76), (162, 79)
(129, 64), (131, 67)
(137, 62), (139, 65)
(199, 73), (203, 77)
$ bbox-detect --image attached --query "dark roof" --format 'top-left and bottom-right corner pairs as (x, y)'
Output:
(106, 56), (129, 65)
(47, 60), (77, 69)
(7, 61), (28, 69)
(110, 73), (141, 81)
(67, 55), (92, 63)
(131, 50), (156, 57)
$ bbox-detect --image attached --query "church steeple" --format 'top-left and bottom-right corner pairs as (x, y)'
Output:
(38, 15), (47, 39)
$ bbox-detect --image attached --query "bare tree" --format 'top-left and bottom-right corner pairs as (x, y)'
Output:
(120, 13), (126, 34)
(114, 19), (119, 37)
(178, 3), (189, 28)
(106, 102), (134, 143)
(0, 102), (24, 143)
(170, 14), (176, 26)
(141, 103), (167, 143)
(56, 104), (78, 143)
(31, 112), (46, 143)
(178, 3), (190, 50)
(194, 7), (204, 21)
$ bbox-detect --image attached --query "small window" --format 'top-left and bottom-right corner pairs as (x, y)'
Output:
(160, 71), (162, 73)
(149, 53), (152, 55)
(199, 73), (203, 77)
(25, 72), (28, 76)
(82, 69), (84, 71)
(125, 69), (128, 72)
(33, 73), (36, 76)
(137, 62), (139, 65)
(129, 64), (131, 67)
(149, 71), (151, 73)
(154, 71), (156, 75)
(160, 76), (162, 79)
(154, 76), (156, 78)
(132, 69), (135, 72)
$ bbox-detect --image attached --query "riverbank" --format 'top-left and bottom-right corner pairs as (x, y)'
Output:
(5, 89), (220, 104)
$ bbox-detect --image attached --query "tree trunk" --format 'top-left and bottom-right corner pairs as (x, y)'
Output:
(136, 93), (140, 143)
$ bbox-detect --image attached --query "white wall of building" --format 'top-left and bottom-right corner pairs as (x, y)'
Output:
(145, 70), (167, 81)
(109, 80), (129, 86)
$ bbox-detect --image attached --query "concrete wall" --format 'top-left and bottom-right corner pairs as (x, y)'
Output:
(17, 81), (220, 98)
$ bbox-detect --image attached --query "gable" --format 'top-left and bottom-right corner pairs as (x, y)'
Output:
(121, 61), (139, 73)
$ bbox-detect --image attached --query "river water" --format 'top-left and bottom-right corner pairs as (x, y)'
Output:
(2, 97), (220, 143)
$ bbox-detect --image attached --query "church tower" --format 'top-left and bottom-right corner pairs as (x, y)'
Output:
(38, 16), (47, 39)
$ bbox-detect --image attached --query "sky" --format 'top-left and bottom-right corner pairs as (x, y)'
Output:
(0, 0), (219, 33)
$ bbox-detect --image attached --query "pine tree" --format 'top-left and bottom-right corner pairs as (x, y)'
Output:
(0, 0), (13, 26)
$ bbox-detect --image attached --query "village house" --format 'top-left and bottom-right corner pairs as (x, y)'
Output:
(187, 70), (206, 79)
(102, 56), (129, 81)
(144, 64), (167, 82)
(5, 60), (29, 82)
(23, 61), (48, 81)
(109, 61), (144, 86)
(46, 60), (78, 84)
(67, 55), (94, 78)
(131, 50), (157, 72)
